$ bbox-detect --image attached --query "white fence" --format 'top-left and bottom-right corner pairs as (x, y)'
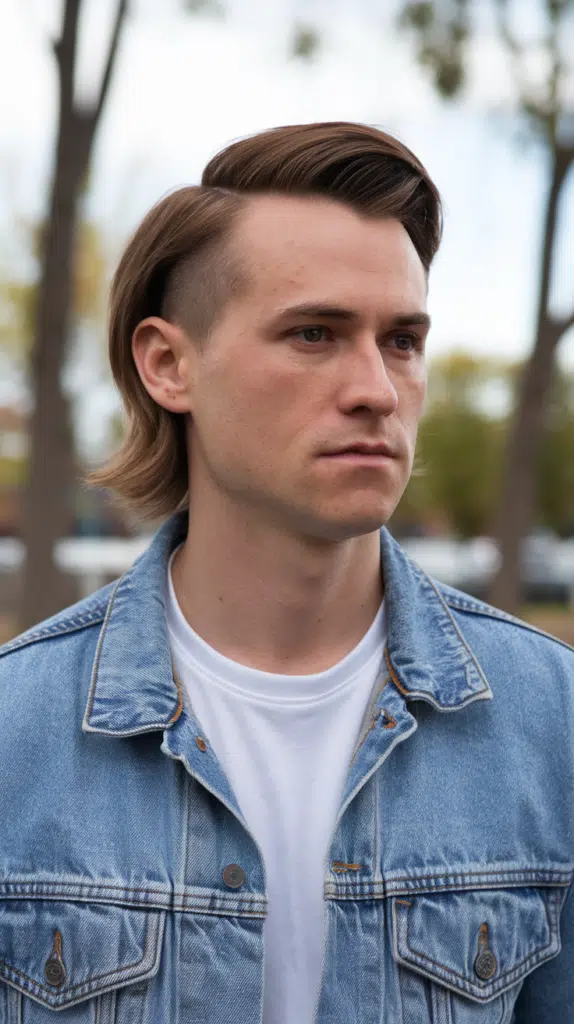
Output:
(1, 534), (574, 602)
(0, 537), (151, 598)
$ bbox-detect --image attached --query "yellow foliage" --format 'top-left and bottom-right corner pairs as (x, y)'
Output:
(0, 218), (109, 358)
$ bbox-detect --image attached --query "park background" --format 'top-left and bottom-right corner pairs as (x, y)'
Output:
(0, 0), (573, 642)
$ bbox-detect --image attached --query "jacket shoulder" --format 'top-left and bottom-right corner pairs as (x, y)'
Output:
(436, 578), (574, 659)
(0, 581), (116, 662)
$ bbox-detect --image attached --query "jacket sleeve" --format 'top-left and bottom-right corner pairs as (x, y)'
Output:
(513, 882), (574, 1021)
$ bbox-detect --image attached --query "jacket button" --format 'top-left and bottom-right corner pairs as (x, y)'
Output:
(44, 957), (66, 987)
(474, 950), (497, 980)
(222, 864), (246, 889)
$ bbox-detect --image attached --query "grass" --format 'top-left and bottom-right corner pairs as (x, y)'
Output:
(521, 606), (574, 647)
(0, 617), (16, 646)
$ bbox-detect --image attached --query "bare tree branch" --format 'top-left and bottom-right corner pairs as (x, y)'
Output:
(91, 0), (128, 131)
(494, 3), (538, 115)
(545, 6), (565, 142)
(494, 0), (561, 139)
(55, 0), (82, 114)
(494, 0), (522, 60)
(558, 310), (574, 336)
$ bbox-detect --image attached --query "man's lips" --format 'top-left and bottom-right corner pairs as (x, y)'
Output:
(322, 443), (396, 458)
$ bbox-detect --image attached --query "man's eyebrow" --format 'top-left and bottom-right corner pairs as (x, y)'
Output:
(270, 303), (431, 330)
(271, 303), (358, 322)
(390, 312), (432, 330)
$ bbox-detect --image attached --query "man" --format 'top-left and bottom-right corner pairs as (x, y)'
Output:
(0, 122), (572, 1023)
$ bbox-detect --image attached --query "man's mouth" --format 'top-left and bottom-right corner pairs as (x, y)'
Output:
(322, 442), (396, 459)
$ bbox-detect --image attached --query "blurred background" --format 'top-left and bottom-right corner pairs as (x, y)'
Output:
(1, 0), (573, 642)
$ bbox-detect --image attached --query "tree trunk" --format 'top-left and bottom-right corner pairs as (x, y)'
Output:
(488, 319), (561, 612)
(488, 144), (574, 613)
(18, 0), (126, 630)
(19, 118), (92, 629)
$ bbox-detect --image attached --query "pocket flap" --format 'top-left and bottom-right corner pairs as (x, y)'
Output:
(392, 887), (562, 1003)
(0, 900), (165, 1009)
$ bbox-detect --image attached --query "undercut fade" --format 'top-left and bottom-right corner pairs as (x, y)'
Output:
(88, 121), (443, 522)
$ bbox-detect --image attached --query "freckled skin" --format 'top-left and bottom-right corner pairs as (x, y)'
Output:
(186, 195), (429, 544)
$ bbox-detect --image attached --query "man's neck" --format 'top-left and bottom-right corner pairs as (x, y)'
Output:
(170, 505), (384, 675)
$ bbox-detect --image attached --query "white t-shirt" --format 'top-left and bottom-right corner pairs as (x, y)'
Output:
(165, 550), (386, 1024)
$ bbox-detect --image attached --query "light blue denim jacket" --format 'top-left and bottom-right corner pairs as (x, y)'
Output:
(0, 511), (572, 1023)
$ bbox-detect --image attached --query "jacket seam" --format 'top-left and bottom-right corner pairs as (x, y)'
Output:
(327, 864), (572, 888)
(325, 869), (574, 899)
(0, 611), (107, 658)
(0, 885), (268, 917)
(335, 866), (574, 885)
(443, 594), (574, 653)
(0, 879), (267, 901)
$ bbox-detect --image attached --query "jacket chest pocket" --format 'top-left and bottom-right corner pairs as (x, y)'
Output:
(391, 886), (563, 1023)
(0, 900), (165, 1022)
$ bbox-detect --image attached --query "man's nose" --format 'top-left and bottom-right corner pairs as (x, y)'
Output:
(339, 339), (399, 416)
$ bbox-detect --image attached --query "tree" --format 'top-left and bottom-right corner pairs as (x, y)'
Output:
(394, 350), (574, 550)
(0, 215), (121, 545)
(19, 0), (127, 630)
(394, 352), (508, 537)
(419, 353), (507, 537)
(398, 0), (574, 612)
(537, 367), (574, 535)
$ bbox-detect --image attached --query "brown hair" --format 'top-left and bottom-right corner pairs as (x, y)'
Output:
(88, 121), (443, 522)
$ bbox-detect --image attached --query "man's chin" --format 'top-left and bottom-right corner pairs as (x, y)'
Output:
(297, 509), (393, 544)
(326, 519), (389, 542)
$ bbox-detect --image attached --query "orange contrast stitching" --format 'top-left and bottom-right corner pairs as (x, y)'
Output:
(169, 665), (184, 724)
(384, 648), (409, 696)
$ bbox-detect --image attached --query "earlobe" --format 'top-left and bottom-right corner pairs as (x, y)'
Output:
(131, 316), (193, 414)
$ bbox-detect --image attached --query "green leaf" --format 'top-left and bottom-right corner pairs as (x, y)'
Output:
(182, 0), (225, 17)
(291, 24), (320, 60)
(398, 1), (435, 32)
(436, 58), (465, 96)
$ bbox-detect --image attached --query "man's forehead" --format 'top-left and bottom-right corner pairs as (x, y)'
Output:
(230, 194), (427, 303)
(235, 192), (406, 245)
(233, 192), (425, 276)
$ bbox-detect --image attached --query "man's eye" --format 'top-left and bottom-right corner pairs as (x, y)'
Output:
(392, 333), (417, 352)
(294, 327), (328, 344)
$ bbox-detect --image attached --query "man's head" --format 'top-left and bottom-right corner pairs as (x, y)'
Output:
(91, 122), (442, 541)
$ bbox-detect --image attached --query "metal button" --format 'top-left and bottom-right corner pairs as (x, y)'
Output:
(222, 864), (246, 889)
(474, 950), (497, 980)
(44, 957), (66, 987)
(195, 736), (207, 752)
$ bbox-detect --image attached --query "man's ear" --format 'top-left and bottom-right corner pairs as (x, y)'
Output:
(132, 317), (196, 414)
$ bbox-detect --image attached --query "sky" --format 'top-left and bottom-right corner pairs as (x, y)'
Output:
(1, 0), (573, 451)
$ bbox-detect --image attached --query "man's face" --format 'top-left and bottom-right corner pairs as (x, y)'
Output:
(186, 195), (429, 543)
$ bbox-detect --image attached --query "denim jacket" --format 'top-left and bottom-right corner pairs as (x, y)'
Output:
(0, 511), (572, 1023)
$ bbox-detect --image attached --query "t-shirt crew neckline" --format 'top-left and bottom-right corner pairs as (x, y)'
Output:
(166, 545), (386, 707)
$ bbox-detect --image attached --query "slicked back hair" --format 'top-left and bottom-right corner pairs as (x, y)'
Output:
(88, 122), (443, 522)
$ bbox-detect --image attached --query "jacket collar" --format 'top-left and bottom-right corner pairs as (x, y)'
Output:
(83, 512), (492, 736)
(380, 528), (492, 710)
(82, 512), (188, 736)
